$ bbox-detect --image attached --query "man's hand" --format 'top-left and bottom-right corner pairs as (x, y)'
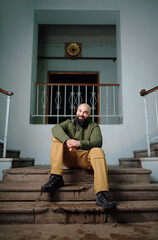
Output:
(66, 139), (81, 152)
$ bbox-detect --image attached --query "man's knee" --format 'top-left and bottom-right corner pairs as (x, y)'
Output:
(88, 147), (105, 159)
(51, 137), (65, 153)
(52, 137), (63, 144)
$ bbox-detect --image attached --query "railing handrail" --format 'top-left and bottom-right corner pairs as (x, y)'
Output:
(0, 88), (14, 96)
(35, 83), (120, 87)
(140, 86), (158, 96)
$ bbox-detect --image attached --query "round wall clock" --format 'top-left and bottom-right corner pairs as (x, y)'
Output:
(65, 42), (82, 58)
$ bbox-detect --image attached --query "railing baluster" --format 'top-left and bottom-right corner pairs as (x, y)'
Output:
(144, 96), (151, 157)
(113, 86), (116, 115)
(100, 85), (101, 117)
(36, 85), (39, 115)
(92, 86), (94, 122)
(50, 85), (53, 115)
(106, 86), (109, 124)
(64, 86), (67, 116)
(140, 86), (158, 156)
(57, 85), (60, 124)
(43, 85), (46, 124)
(78, 85), (80, 106)
(71, 86), (74, 119)
(0, 88), (13, 158)
(3, 95), (11, 158)
(154, 91), (158, 130)
(85, 86), (87, 103)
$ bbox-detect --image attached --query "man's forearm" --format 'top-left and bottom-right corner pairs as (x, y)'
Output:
(52, 124), (70, 143)
(79, 139), (102, 150)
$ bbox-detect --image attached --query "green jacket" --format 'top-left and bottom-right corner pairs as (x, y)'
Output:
(51, 119), (102, 150)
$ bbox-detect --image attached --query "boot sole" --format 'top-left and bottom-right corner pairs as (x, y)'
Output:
(41, 183), (64, 192)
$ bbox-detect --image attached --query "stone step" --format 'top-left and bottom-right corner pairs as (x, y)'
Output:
(2, 166), (152, 185)
(119, 157), (158, 182)
(11, 158), (35, 168)
(0, 200), (158, 224)
(0, 158), (35, 181)
(0, 149), (21, 158)
(119, 158), (142, 168)
(0, 143), (3, 150)
(133, 149), (158, 158)
(150, 142), (158, 149)
(132, 142), (158, 158)
(0, 182), (158, 202)
(133, 142), (158, 158)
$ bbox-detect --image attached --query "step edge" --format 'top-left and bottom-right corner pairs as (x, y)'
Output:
(0, 200), (158, 213)
(1, 183), (158, 192)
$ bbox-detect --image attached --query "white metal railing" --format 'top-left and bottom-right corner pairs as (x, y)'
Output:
(140, 86), (158, 157)
(33, 83), (121, 124)
(0, 88), (14, 158)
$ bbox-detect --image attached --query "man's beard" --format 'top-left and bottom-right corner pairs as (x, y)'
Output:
(75, 116), (90, 128)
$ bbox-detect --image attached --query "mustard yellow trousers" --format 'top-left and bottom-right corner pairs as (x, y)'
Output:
(50, 137), (109, 194)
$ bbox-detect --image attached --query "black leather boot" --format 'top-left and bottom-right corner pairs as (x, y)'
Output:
(96, 191), (116, 210)
(41, 174), (64, 192)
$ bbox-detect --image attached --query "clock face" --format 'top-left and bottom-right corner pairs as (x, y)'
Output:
(66, 43), (81, 57)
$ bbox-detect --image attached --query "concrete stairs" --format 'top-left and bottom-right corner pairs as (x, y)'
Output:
(0, 165), (158, 224)
(119, 142), (158, 167)
(0, 142), (35, 180)
(133, 142), (158, 158)
(0, 142), (20, 158)
(119, 142), (158, 182)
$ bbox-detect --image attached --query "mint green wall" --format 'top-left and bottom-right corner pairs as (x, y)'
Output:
(0, 0), (158, 165)
(37, 44), (117, 85)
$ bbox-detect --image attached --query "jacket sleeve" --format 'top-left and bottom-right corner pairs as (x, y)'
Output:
(79, 125), (103, 150)
(51, 119), (71, 143)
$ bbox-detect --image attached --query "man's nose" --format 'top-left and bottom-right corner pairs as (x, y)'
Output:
(79, 113), (84, 117)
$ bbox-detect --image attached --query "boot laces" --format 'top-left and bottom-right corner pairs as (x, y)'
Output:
(50, 175), (60, 184)
(100, 192), (111, 202)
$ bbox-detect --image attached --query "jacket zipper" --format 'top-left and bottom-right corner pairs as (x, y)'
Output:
(76, 127), (81, 140)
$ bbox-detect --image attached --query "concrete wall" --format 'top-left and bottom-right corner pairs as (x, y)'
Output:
(0, 0), (158, 165)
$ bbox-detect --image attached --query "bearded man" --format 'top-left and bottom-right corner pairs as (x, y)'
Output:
(41, 103), (116, 210)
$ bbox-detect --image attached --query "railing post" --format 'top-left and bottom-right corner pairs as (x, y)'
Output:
(43, 85), (46, 124)
(144, 96), (151, 157)
(154, 91), (158, 130)
(3, 95), (11, 158)
(57, 85), (60, 124)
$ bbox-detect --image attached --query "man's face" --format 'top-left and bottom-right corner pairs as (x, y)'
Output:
(76, 104), (91, 120)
